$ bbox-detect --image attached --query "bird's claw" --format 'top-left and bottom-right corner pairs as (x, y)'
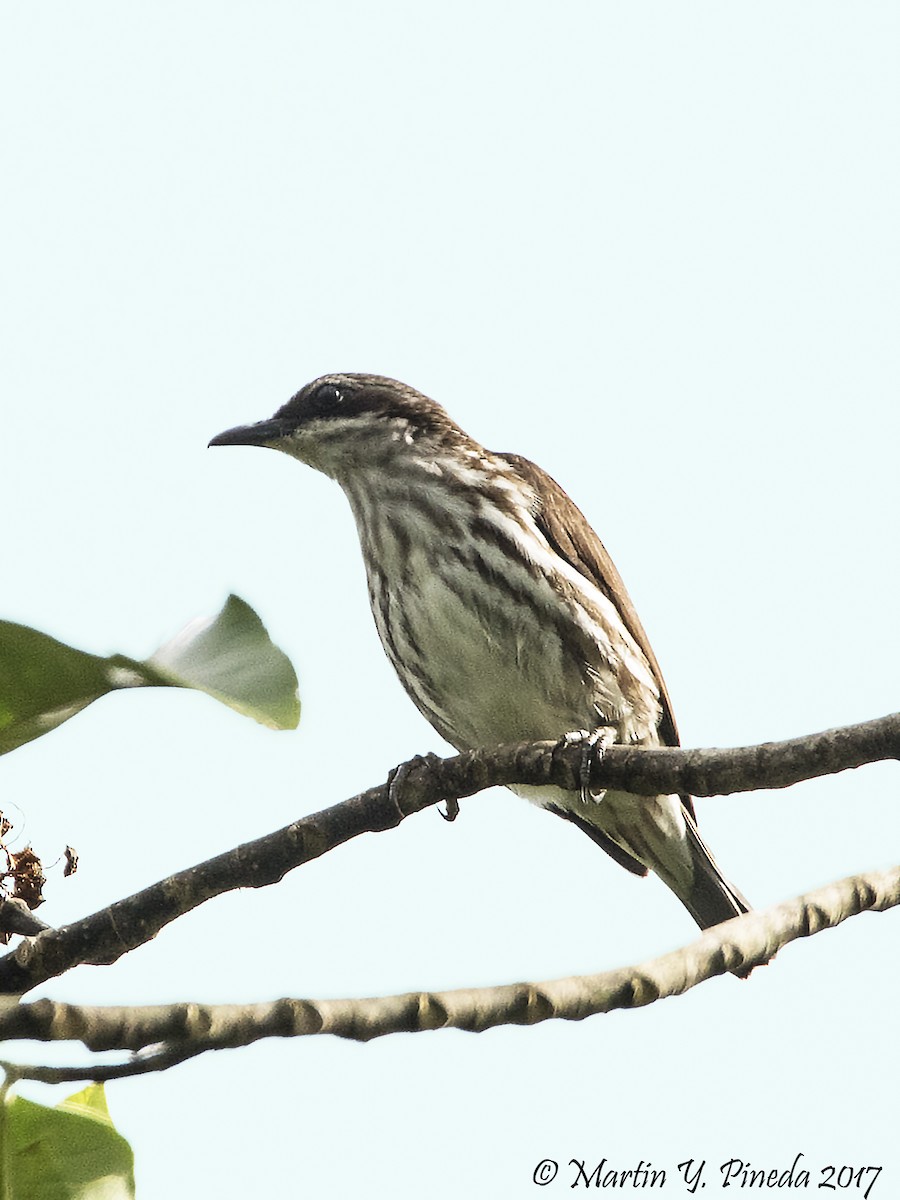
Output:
(563, 727), (617, 804)
(386, 752), (454, 820)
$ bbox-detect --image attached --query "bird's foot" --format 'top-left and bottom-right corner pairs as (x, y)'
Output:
(386, 752), (458, 821)
(562, 727), (617, 804)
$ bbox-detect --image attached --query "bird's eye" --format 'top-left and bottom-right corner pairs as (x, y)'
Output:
(312, 383), (344, 411)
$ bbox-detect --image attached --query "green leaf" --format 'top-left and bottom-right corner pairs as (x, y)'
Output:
(0, 595), (300, 756)
(4, 1083), (135, 1199)
(145, 594), (301, 730)
(0, 625), (112, 754)
(55, 1084), (113, 1124)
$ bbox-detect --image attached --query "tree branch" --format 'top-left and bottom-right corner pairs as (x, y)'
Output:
(1, 863), (897, 1082)
(0, 712), (896, 996)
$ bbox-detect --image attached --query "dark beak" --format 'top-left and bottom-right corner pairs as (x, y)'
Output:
(208, 418), (287, 448)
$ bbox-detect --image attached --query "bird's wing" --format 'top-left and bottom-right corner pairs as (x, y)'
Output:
(499, 452), (694, 815)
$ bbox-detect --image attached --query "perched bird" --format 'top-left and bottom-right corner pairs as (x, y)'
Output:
(210, 373), (749, 930)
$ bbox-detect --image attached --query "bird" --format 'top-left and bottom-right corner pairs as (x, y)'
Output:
(210, 373), (749, 931)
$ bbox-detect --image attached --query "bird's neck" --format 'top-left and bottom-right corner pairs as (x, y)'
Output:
(339, 439), (532, 545)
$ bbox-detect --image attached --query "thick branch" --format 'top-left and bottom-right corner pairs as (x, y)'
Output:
(0, 712), (896, 996)
(594, 711), (899, 796)
(1, 864), (897, 1082)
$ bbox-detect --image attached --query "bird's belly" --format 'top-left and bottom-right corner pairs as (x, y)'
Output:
(375, 571), (688, 882)
(408, 613), (579, 750)
(371, 561), (626, 752)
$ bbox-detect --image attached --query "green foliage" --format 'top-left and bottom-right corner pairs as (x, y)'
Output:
(1, 1083), (135, 1199)
(0, 595), (300, 756)
(147, 594), (300, 730)
(0, 595), (301, 1189)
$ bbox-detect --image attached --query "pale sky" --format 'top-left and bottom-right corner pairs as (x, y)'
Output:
(2, 4), (899, 1197)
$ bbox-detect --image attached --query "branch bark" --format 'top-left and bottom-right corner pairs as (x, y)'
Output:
(1, 863), (897, 1083)
(0, 712), (896, 996)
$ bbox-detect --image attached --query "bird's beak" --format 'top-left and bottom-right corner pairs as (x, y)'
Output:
(208, 418), (287, 449)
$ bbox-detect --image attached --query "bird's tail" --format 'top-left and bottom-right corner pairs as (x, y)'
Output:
(530, 783), (750, 933)
(676, 810), (750, 931)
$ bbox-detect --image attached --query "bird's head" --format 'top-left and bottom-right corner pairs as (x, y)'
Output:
(209, 373), (467, 481)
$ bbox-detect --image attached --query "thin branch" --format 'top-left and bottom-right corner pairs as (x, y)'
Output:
(0, 1044), (210, 1085)
(0, 712), (896, 996)
(1, 863), (897, 1083)
(0, 898), (50, 939)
